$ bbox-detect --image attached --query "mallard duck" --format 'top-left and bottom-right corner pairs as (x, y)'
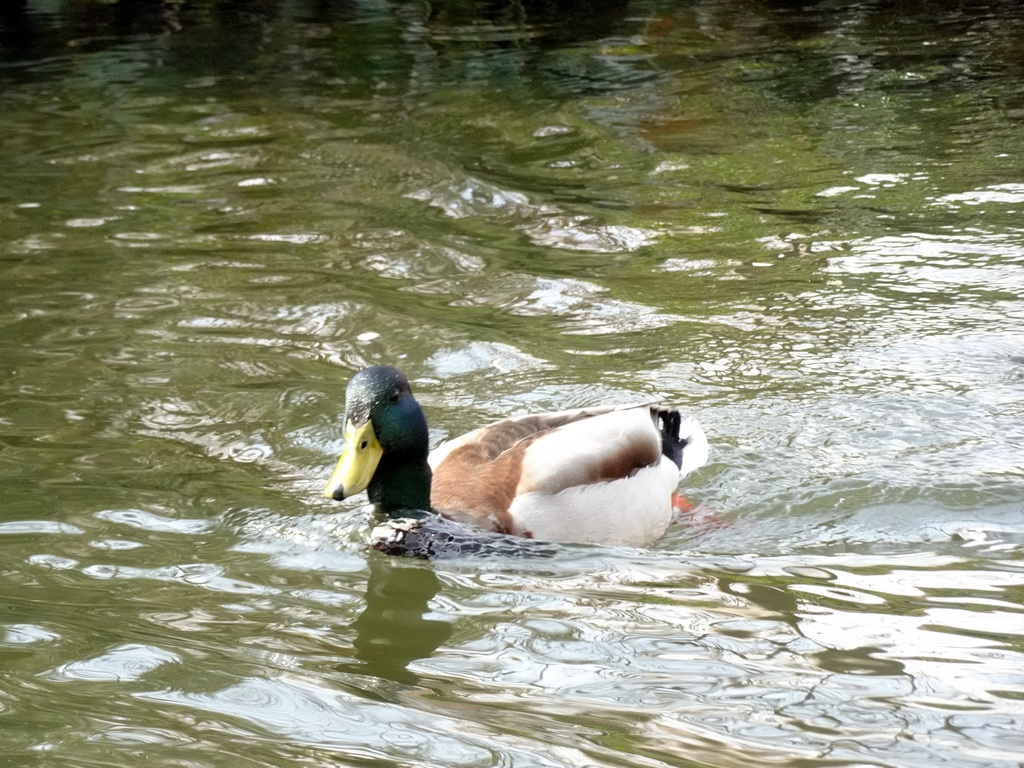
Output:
(323, 365), (708, 548)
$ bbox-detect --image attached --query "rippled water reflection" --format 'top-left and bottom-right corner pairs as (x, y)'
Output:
(2, 1), (1023, 766)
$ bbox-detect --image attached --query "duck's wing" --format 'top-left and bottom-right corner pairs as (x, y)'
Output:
(427, 402), (655, 471)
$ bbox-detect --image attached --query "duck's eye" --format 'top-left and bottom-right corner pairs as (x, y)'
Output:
(388, 392), (400, 404)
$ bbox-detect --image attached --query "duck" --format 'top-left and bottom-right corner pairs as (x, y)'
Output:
(323, 365), (708, 549)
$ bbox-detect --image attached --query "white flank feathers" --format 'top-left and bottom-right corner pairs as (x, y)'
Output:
(509, 459), (680, 546)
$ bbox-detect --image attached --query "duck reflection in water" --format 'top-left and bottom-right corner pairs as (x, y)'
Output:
(350, 554), (451, 685)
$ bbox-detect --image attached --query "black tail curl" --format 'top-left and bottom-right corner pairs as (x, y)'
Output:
(658, 410), (689, 470)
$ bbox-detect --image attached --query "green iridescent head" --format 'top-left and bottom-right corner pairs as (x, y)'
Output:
(324, 366), (432, 516)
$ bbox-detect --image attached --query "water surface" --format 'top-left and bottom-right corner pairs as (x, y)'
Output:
(1, 1), (1023, 767)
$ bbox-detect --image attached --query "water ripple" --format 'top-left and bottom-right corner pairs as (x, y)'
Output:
(45, 643), (181, 683)
(408, 176), (659, 252)
(95, 509), (213, 535)
(135, 676), (543, 765)
(80, 562), (277, 596)
(0, 624), (61, 646)
(0, 520), (83, 536)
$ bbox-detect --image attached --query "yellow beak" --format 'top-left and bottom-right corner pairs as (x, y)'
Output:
(323, 419), (383, 500)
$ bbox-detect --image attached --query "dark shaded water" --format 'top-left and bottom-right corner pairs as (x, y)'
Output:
(1, 1), (1023, 766)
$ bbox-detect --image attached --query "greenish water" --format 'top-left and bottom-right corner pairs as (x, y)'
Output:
(2, 1), (1023, 766)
